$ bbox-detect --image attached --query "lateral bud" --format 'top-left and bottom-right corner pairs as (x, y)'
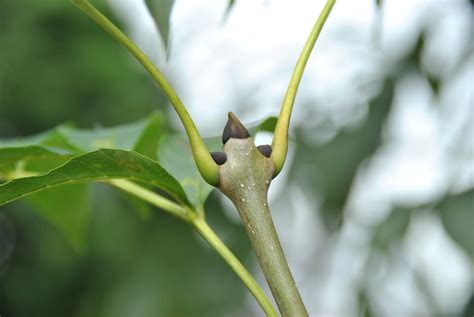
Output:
(210, 151), (227, 165)
(257, 145), (272, 158)
(222, 112), (251, 144)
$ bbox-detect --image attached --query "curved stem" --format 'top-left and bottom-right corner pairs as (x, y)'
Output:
(192, 216), (278, 317)
(108, 178), (277, 316)
(271, 0), (336, 176)
(72, 0), (219, 186)
(107, 179), (189, 220)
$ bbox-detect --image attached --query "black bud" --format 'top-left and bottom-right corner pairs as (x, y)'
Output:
(210, 152), (227, 165)
(222, 112), (251, 144)
(257, 145), (272, 158)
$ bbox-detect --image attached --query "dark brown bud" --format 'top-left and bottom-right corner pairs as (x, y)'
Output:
(257, 145), (272, 158)
(222, 112), (251, 144)
(210, 151), (227, 165)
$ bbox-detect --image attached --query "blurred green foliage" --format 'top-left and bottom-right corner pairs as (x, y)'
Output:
(0, 0), (162, 137)
(0, 188), (252, 317)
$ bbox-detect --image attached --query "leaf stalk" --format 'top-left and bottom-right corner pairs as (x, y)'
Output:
(72, 0), (219, 186)
(271, 0), (336, 176)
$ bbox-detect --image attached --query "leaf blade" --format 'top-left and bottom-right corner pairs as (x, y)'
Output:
(0, 149), (190, 208)
(57, 115), (159, 154)
(144, 0), (175, 51)
(0, 146), (73, 180)
(25, 184), (91, 252)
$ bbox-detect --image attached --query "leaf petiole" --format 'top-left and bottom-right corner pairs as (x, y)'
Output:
(271, 0), (336, 176)
(107, 179), (189, 220)
(72, 0), (219, 186)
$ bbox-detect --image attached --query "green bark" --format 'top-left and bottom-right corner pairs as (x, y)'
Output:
(219, 137), (308, 316)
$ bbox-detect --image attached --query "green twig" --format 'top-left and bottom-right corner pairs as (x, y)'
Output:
(219, 135), (307, 316)
(272, 0), (336, 176)
(72, 0), (219, 186)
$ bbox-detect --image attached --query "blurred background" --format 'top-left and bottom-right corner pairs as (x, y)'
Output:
(0, 0), (472, 316)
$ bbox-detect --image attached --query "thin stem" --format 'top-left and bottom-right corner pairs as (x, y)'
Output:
(72, 0), (219, 186)
(108, 178), (277, 316)
(192, 217), (278, 317)
(271, 0), (336, 176)
(106, 179), (189, 220)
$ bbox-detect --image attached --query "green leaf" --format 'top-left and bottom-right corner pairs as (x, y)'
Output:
(0, 126), (80, 153)
(0, 149), (190, 207)
(0, 146), (73, 181)
(0, 114), (164, 185)
(0, 147), (90, 250)
(25, 184), (90, 252)
(0, 114), (166, 248)
(372, 207), (411, 251)
(437, 189), (474, 257)
(132, 113), (164, 160)
(144, 0), (175, 51)
(57, 113), (163, 157)
(159, 135), (214, 208)
(249, 116), (278, 136)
